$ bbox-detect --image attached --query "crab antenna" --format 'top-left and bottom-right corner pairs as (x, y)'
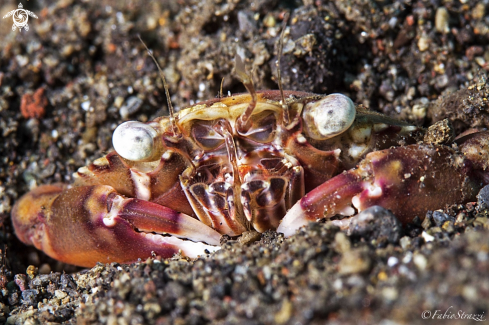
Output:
(235, 53), (257, 133)
(137, 35), (179, 136)
(277, 12), (290, 125)
(219, 77), (225, 98)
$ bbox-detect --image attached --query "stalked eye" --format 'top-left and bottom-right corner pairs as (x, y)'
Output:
(192, 121), (225, 150)
(113, 121), (158, 161)
(302, 93), (355, 140)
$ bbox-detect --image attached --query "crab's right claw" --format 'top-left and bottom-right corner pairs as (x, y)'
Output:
(12, 185), (221, 267)
(278, 144), (481, 237)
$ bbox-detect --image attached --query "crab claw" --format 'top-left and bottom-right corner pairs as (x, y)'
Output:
(12, 185), (221, 267)
(278, 144), (482, 236)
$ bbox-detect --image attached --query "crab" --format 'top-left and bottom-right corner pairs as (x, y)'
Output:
(11, 52), (489, 267)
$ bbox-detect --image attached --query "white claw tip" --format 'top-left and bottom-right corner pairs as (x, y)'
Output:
(276, 203), (309, 237)
(113, 121), (157, 161)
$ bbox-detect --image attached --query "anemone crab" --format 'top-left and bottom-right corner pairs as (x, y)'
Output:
(12, 47), (489, 267)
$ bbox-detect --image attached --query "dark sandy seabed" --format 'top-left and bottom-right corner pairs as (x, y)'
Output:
(1, 0), (489, 324)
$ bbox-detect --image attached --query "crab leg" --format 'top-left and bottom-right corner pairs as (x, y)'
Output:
(12, 185), (221, 267)
(74, 151), (195, 216)
(277, 144), (482, 237)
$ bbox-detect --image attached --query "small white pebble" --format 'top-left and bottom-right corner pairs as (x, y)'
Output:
(387, 256), (398, 267)
(435, 7), (450, 34)
(382, 287), (398, 301)
(81, 101), (90, 111)
(421, 230), (434, 242)
(55, 290), (68, 299)
(477, 251), (488, 262)
(234, 265), (247, 275)
(16, 55), (29, 67)
(462, 285), (478, 302)
(418, 34), (429, 52)
(116, 11), (125, 24)
(402, 251), (413, 264)
(388, 17), (397, 28)
(333, 278), (343, 290)
(413, 253), (428, 270)
(475, 57), (486, 67)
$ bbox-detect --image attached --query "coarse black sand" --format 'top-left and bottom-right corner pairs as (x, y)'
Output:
(1, 0), (489, 323)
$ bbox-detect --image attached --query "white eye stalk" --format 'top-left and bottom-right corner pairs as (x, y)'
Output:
(113, 121), (158, 161)
(303, 93), (356, 140)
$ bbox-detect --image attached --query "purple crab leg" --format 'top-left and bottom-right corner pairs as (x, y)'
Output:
(277, 144), (482, 237)
(12, 185), (221, 267)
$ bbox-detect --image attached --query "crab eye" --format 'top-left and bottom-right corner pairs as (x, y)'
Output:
(112, 121), (158, 161)
(302, 93), (355, 140)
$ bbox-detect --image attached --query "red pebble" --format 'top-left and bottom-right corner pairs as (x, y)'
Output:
(20, 87), (48, 119)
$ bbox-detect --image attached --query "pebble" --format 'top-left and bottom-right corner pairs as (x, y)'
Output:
(274, 299), (292, 324)
(387, 256), (399, 267)
(14, 274), (26, 292)
(81, 101), (90, 111)
(114, 96), (124, 108)
(417, 34), (430, 52)
(431, 210), (455, 227)
(462, 285), (478, 302)
(238, 11), (256, 33)
(338, 249), (371, 275)
(474, 216), (489, 228)
(475, 57), (486, 67)
(413, 253), (428, 270)
(347, 206), (402, 246)
(399, 236), (412, 250)
(478, 185), (489, 210)
(55, 290), (68, 299)
(423, 119), (454, 145)
(471, 3), (485, 20)
(38, 264), (51, 274)
(119, 96), (143, 119)
(238, 231), (261, 245)
(334, 232), (351, 253)
(21, 290), (39, 306)
(26, 265), (37, 279)
(435, 7), (450, 34)
(263, 14), (276, 28)
(421, 231), (435, 242)
(382, 287), (399, 301)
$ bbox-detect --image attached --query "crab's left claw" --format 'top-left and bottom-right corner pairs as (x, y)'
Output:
(278, 144), (482, 236)
(12, 185), (221, 267)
